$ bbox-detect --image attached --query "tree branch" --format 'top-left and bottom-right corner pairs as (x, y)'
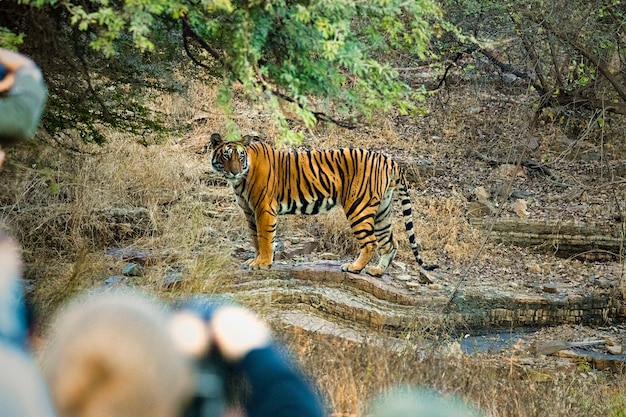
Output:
(433, 44), (478, 90)
(182, 19), (226, 70)
(539, 20), (626, 104)
(180, 19), (357, 130)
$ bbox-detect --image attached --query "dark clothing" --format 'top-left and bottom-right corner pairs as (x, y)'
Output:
(240, 345), (325, 417)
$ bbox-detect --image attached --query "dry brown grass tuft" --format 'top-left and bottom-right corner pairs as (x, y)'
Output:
(412, 196), (484, 264)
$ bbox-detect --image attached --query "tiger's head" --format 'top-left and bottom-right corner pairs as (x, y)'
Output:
(208, 133), (256, 182)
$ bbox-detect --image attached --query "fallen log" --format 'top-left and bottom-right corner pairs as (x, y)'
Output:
(470, 217), (625, 258)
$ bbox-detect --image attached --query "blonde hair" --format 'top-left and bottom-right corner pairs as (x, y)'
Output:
(40, 290), (193, 417)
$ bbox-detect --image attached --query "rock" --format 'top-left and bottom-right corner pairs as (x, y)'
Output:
(101, 275), (126, 288)
(417, 268), (435, 284)
(393, 261), (407, 271)
(565, 188), (585, 202)
(122, 262), (143, 277)
(275, 238), (319, 260)
(524, 136), (540, 151)
(473, 186), (491, 201)
(397, 274), (413, 281)
(493, 181), (512, 199)
(467, 201), (494, 217)
(106, 248), (151, 265)
(511, 199), (529, 218)
(607, 345), (623, 355)
(162, 271), (184, 289)
(526, 262), (542, 274)
(496, 164), (526, 179)
(582, 152), (602, 162)
(533, 339), (606, 355)
(510, 190), (533, 200)
(555, 349), (578, 358)
(542, 283), (558, 293)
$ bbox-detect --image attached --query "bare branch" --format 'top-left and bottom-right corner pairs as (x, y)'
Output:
(433, 44), (478, 90)
(182, 19), (227, 70)
(538, 19), (626, 104)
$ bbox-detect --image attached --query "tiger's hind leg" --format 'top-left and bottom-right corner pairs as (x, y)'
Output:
(365, 191), (397, 277)
(341, 241), (376, 274)
(340, 206), (378, 274)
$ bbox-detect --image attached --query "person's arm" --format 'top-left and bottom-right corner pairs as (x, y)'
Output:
(171, 300), (327, 417)
(239, 345), (324, 417)
(210, 305), (325, 417)
(0, 48), (47, 144)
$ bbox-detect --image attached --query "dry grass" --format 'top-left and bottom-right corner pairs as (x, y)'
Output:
(2, 80), (626, 417)
(277, 325), (626, 417)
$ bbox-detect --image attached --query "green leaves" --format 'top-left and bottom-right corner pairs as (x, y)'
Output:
(0, 27), (24, 49)
(12, 0), (444, 142)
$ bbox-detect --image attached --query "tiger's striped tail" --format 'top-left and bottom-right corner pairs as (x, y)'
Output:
(398, 174), (438, 272)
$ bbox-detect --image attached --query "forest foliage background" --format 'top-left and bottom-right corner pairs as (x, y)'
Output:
(2, 0), (626, 145)
(2, 1), (626, 416)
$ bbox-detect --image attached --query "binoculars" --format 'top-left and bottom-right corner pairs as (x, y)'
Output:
(172, 297), (239, 417)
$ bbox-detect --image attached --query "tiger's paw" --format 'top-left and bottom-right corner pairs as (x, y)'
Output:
(340, 263), (362, 274)
(364, 266), (384, 278)
(245, 257), (272, 270)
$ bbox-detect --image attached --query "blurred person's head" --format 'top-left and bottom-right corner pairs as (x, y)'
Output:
(40, 290), (194, 417)
(366, 385), (483, 417)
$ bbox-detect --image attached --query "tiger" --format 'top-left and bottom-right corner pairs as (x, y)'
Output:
(208, 133), (437, 278)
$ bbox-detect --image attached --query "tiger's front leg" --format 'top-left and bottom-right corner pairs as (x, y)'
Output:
(246, 209), (276, 270)
(242, 212), (260, 268)
(238, 201), (260, 267)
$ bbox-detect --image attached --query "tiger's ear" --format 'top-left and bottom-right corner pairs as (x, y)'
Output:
(241, 135), (260, 146)
(210, 133), (223, 148)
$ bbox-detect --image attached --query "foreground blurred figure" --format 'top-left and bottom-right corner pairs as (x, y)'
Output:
(40, 291), (194, 417)
(41, 290), (325, 417)
(0, 48), (47, 168)
(0, 230), (28, 346)
(366, 385), (484, 417)
(0, 231), (57, 417)
(0, 48), (47, 145)
(172, 296), (325, 417)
